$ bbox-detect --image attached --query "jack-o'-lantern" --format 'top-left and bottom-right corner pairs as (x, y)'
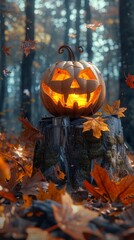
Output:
(40, 45), (106, 117)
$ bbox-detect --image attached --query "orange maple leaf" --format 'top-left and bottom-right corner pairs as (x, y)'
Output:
(36, 182), (65, 203)
(84, 163), (134, 205)
(103, 100), (127, 118)
(19, 117), (43, 143)
(125, 73), (134, 88)
(83, 116), (110, 138)
(2, 45), (11, 56)
(0, 156), (11, 181)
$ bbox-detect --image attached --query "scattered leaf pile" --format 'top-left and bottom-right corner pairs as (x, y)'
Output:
(0, 116), (134, 240)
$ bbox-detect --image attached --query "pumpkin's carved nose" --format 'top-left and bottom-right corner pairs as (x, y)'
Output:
(70, 79), (80, 88)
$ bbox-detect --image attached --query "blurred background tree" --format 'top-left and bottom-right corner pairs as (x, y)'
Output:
(0, 0), (134, 148)
(119, 0), (134, 149)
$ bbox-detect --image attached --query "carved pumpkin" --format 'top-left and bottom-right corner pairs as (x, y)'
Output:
(40, 45), (106, 117)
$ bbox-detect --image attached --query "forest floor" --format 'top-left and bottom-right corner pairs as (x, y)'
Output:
(0, 120), (134, 240)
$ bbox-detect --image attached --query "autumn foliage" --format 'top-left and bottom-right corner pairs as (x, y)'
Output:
(84, 163), (134, 205)
(83, 100), (127, 138)
(0, 111), (134, 239)
(83, 116), (109, 138)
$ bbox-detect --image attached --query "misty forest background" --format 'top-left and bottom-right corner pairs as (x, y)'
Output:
(0, 0), (134, 148)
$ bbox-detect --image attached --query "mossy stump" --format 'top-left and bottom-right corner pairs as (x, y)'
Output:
(33, 115), (133, 190)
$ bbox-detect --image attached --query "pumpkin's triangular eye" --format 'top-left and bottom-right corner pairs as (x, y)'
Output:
(51, 68), (71, 81)
(78, 68), (97, 80)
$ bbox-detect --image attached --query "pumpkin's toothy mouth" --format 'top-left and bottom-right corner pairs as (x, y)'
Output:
(41, 82), (102, 109)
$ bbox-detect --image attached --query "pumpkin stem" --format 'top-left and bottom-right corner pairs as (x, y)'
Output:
(58, 45), (75, 61)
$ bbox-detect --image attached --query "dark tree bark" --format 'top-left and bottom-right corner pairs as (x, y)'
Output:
(64, 0), (70, 45)
(75, 0), (81, 60)
(84, 0), (92, 61)
(119, 0), (134, 148)
(20, 0), (35, 120)
(0, 1), (6, 117)
(34, 116), (133, 190)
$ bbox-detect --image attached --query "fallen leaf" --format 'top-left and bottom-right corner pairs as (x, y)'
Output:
(119, 206), (134, 224)
(2, 215), (35, 239)
(122, 227), (134, 239)
(84, 163), (134, 205)
(0, 156), (11, 181)
(2, 166), (20, 191)
(117, 175), (134, 204)
(36, 182), (65, 203)
(52, 192), (101, 240)
(21, 40), (36, 57)
(103, 100), (127, 118)
(21, 170), (45, 195)
(26, 227), (63, 240)
(0, 190), (16, 202)
(68, 33), (77, 38)
(19, 117), (43, 143)
(83, 116), (109, 138)
(54, 165), (66, 180)
(125, 73), (134, 88)
(86, 21), (102, 31)
(22, 195), (33, 208)
(2, 69), (11, 76)
(2, 45), (11, 56)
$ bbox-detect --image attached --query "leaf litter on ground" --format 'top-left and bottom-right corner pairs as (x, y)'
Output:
(0, 130), (134, 239)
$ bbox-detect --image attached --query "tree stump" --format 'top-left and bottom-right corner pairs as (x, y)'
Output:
(33, 115), (133, 190)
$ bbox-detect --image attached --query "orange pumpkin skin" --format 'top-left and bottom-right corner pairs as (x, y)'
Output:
(40, 60), (106, 117)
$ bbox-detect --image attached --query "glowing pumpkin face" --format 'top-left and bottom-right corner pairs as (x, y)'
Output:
(40, 46), (106, 117)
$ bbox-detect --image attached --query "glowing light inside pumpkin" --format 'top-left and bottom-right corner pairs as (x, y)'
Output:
(42, 82), (102, 109)
(70, 79), (80, 88)
(51, 68), (71, 81)
(78, 68), (97, 80)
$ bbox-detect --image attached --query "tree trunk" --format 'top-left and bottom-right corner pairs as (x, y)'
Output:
(84, 0), (92, 61)
(0, 1), (6, 117)
(20, 0), (35, 120)
(75, 0), (81, 60)
(119, 0), (134, 148)
(64, 0), (70, 45)
(33, 116), (133, 190)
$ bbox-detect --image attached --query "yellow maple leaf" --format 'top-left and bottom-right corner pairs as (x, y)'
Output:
(83, 116), (110, 138)
(103, 100), (127, 118)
